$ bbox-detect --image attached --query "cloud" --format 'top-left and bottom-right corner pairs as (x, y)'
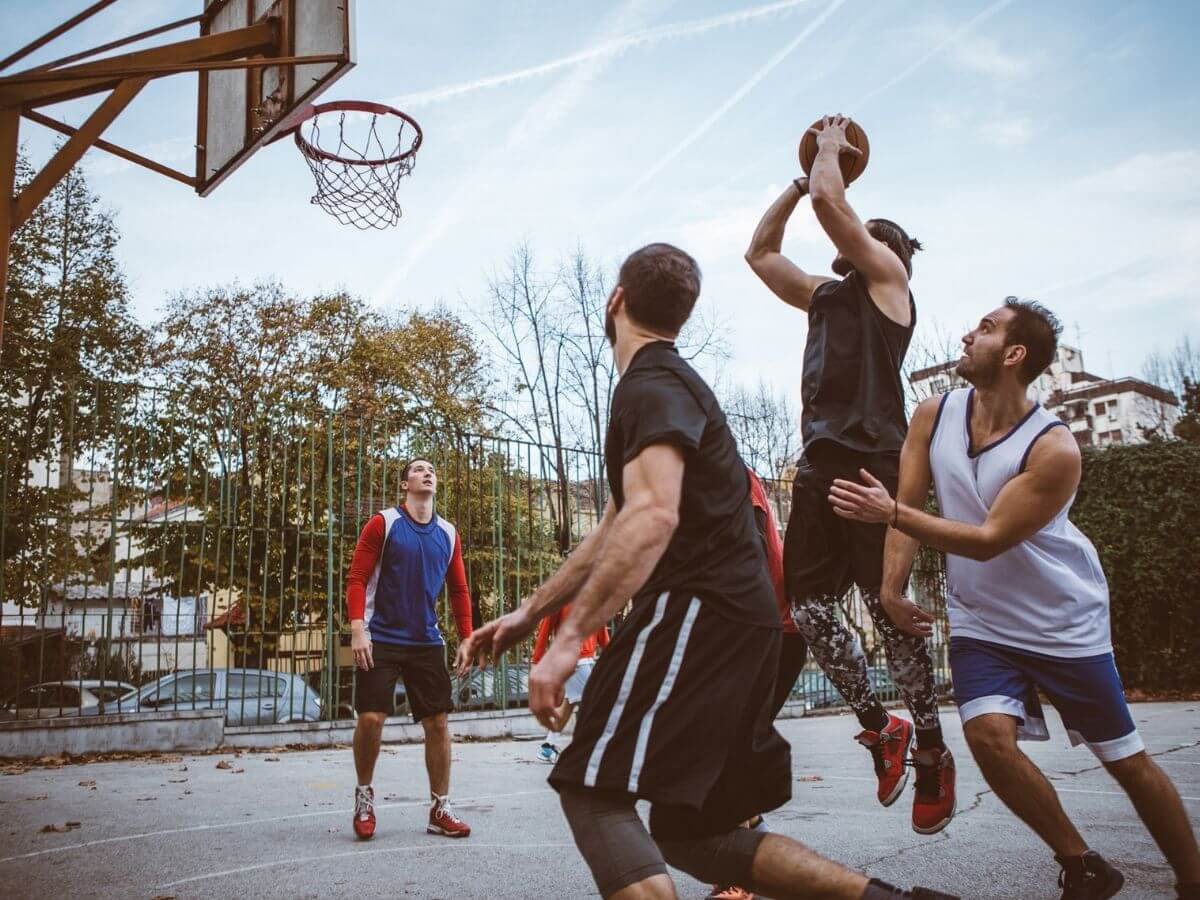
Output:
(1068, 150), (1200, 197)
(977, 116), (1032, 147)
(950, 34), (1031, 79)
(390, 0), (820, 111)
(617, 0), (847, 202)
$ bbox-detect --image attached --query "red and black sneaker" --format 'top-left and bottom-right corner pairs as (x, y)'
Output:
(428, 794), (471, 838)
(911, 746), (956, 835)
(856, 714), (914, 807)
(353, 784), (376, 840)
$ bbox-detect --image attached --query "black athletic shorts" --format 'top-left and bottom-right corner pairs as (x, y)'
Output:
(355, 642), (452, 722)
(783, 442), (900, 602)
(548, 589), (792, 838)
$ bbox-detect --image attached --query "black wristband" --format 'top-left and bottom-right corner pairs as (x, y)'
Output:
(891, 500), (899, 528)
(792, 177), (807, 195)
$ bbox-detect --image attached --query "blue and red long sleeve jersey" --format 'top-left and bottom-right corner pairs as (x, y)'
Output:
(345, 505), (473, 646)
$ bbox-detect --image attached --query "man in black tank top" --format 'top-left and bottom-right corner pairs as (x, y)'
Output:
(746, 115), (955, 836)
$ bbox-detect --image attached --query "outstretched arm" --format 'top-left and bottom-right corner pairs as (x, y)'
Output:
(879, 397), (940, 637)
(807, 115), (910, 323)
(828, 423), (1080, 561)
(454, 501), (614, 674)
(745, 179), (834, 311)
(528, 443), (683, 729)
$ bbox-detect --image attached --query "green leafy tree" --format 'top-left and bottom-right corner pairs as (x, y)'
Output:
(1, 152), (146, 604)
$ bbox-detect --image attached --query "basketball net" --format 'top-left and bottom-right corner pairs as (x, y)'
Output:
(293, 103), (423, 230)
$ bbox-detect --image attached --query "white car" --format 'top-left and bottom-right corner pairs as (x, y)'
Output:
(0, 680), (138, 719)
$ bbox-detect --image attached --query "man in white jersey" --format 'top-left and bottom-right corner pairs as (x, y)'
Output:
(827, 298), (1200, 900)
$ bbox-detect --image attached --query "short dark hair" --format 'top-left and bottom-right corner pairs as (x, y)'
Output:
(617, 243), (702, 336)
(866, 219), (923, 276)
(401, 458), (432, 482)
(1003, 297), (1062, 384)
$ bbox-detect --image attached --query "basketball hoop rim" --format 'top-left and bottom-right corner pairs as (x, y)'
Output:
(286, 100), (423, 166)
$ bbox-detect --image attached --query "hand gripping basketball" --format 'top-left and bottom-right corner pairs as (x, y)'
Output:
(799, 114), (870, 185)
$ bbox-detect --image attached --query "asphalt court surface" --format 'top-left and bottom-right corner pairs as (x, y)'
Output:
(1, 702), (1197, 898)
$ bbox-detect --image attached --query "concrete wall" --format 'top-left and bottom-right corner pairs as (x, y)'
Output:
(0, 701), (810, 758)
(0, 709), (224, 758)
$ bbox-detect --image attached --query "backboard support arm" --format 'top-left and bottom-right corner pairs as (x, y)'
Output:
(0, 0), (120, 73)
(22, 109), (196, 188)
(0, 108), (19, 359)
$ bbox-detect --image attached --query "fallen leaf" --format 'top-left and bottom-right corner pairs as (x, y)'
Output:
(136, 797), (157, 802)
(39, 822), (80, 833)
(264, 757), (280, 762)
(24, 795), (48, 801)
(168, 778), (187, 784)
(78, 780), (96, 788)
(797, 775), (824, 783)
(215, 760), (232, 770)
(232, 768), (245, 774)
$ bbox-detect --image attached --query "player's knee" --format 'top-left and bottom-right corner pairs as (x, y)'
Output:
(655, 828), (765, 888)
(963, 715), (1018, 761)
(357, 711), (387, 732)
(420, 711), (449, 736)
(1102, 750), (1151, 785)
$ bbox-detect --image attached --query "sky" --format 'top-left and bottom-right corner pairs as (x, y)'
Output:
(8, 0), (1200, 409)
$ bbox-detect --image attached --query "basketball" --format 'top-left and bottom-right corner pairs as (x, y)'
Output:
(799, 117), (870, 185)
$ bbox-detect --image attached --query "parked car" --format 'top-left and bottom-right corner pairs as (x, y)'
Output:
(452, 661), (531, 711)
(0, 680), (138, 720)
(115, 669), (321, 725)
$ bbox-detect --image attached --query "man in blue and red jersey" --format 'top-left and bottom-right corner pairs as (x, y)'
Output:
(345, 457), (473, 841)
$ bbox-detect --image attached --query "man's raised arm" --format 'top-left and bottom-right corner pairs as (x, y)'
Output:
(745, 178), (834, 311)
(807, 115), (910, 321)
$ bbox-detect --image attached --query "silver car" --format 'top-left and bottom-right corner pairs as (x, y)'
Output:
(0, 680), (138, 719)
(116, 669), (321, 725)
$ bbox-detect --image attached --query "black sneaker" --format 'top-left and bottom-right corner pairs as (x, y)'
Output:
(1056, 850), (1125, 899)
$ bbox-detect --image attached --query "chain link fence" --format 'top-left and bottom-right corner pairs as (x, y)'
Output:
(2, 378), (950, 728)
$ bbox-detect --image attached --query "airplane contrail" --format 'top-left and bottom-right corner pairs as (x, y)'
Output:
(854, 0), (1018, 110)
(617, 0), (847, 201)
(390, 0), (820, 110)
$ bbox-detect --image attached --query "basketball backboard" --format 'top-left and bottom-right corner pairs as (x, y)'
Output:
(197, 0), (355, 195)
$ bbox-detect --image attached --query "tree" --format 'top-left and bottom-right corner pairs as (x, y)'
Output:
(723, 378), (799, 482)
(1175, 378), (1200, 444)
(1143, 336), (1200, 436)
(0, 151), (147, 604)
(125, 285), (496, 658)
(478, 242), (729, 551)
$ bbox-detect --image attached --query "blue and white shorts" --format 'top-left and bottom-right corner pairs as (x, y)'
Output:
(949, 636), (1144, 762)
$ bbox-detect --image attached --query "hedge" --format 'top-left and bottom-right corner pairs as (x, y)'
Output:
(1072, 441), (1200, 692)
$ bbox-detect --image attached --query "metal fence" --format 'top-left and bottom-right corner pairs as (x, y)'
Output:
(1, 378), (950, 727)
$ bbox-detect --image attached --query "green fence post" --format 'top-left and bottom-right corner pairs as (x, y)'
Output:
(324, 412), (336, 720)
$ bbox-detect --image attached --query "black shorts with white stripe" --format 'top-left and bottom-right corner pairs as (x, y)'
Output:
(548, 589), (792, 838)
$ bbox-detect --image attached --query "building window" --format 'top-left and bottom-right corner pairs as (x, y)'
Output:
(1107, 430), (1123, 444)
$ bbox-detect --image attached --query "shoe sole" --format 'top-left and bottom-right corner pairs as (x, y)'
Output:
(427, 825), (471, 838)
(912, 796), (956, 835)
(1097, 869), (1125, 899)
(880, 726), (914, 808)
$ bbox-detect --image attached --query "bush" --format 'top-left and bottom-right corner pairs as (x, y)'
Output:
(1073, 441), (1200, 692)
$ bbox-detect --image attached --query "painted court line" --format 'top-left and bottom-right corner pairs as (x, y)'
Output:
(158, 841), (576, 888)
(0, 790), (546, 864)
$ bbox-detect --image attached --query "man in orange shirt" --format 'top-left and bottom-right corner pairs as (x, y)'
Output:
(531, 605), (610, 764)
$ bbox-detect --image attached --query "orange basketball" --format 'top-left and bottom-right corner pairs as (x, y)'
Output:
(798, 117), (870, 185)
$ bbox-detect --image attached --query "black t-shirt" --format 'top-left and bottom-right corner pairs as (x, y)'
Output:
(605, 341), (779, 628)
(801, 270), (915, 454)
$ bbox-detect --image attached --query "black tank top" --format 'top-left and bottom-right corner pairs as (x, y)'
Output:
(801, 271), (916, 454)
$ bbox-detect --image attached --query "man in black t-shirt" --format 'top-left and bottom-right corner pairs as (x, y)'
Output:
(459, 243), (955, 900)
(746, 116), (954, 836)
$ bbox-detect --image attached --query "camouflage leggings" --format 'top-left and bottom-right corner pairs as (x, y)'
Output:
(790, 592), (939, 731)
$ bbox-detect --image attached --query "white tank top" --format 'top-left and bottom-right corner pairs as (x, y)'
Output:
(928, 388), (1111, 657)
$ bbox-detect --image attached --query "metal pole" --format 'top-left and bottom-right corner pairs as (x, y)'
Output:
(0, 108), (17, 358)
(324, 414), (335, 718)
